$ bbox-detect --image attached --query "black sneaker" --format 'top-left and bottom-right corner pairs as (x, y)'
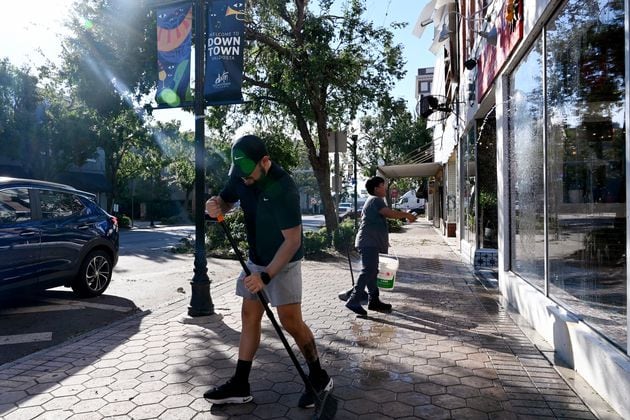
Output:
(298, 371), (333, 409)
(368, 298), (392, 313)
(345, 300), (367, 316)
(338, 288), (368, 305)
(204, 378), (253, 404)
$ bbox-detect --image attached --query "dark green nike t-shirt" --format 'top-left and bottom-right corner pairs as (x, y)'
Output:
(220, 162), (304, 266)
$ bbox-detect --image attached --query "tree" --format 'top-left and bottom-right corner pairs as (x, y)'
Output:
(36, 75), (102, 177)
(0, 60), (101, 180)
(241, 0), (405, 233)
(149, 121), (196, 213)
(61, 0), (157, 117)
(0, 60), (41, 170)
(97, 109), (154, 210)
(60, 0), (158, 208)
(359, 98), (433, 195)
(202, 107), (301, 196)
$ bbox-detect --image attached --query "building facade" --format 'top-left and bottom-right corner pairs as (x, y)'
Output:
(415, 67), (434, 99)
(422, 0), (629, 417)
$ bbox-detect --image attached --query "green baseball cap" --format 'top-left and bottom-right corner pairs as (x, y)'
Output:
(229, 135), (268, 178)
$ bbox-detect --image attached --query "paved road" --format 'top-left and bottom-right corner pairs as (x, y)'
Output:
(0, 290), (138, 365)
(301, 214), (325, 231)
(0, 225), (240, 366)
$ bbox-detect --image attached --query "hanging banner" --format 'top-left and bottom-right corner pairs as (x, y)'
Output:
(155, 3), (193, 107)
(204, 0), (245, 105)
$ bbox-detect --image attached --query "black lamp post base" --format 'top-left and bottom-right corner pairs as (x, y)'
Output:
(188, 281), (214, 317)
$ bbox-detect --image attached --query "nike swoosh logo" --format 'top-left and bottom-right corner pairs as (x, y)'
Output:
(234, 156), (244, 160)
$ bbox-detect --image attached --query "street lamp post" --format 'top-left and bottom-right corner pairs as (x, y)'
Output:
(130, 179), (135, 228)
(188, 0), (213, 317)
(351, 135), (358, 231)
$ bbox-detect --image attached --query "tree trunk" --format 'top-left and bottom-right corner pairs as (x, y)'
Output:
(312, 160), (338, 234)
(290, 104), (339, 235)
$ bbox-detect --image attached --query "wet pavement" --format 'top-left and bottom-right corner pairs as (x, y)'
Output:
(0, 220), (620, 419)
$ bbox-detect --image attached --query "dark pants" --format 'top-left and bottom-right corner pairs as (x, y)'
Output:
(351, 247), (380, 301)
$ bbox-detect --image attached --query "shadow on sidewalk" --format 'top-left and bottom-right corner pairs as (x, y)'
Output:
(0, 310), (148, 414)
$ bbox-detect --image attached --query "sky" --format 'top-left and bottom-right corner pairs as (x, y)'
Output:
(1, 0), (436, 127)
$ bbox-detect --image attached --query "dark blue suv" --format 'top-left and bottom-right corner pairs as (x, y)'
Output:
(0, 178), (119, 297)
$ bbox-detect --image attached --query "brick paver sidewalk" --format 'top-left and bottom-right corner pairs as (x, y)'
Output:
(0, 220), (616, 419)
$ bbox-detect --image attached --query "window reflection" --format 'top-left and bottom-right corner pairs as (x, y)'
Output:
(546, 0), (626, 348)
(463, 129), (476, 244)
(509, 38), (545, 289)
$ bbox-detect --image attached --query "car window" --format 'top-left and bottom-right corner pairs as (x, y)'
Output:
(40, 190), (86, 220)
(0, 188), (32, 224)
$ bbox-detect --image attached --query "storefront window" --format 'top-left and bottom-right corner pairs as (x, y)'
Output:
(546, 0), (626, 348)
(509, 39), (545, 289)
(477, 111), (497, 249)
(463, 129), (476, 244)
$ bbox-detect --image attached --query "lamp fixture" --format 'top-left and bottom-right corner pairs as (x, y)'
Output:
(440, 24), (497, 45)
(438, 23), (453, 42)
(463, 58), (478, 70)
(475, 27), (498, 46)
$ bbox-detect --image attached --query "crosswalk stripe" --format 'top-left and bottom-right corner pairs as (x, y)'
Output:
(0, 332), (52, 345)
(41, 298), (132, 312)
(0, 305), (81, 315)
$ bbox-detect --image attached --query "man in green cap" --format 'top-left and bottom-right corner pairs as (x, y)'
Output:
(204, 135), (332, 409)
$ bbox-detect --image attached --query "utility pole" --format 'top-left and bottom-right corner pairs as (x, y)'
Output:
(188, 0), (213, 316)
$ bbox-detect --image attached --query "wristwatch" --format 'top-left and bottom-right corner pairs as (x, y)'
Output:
(260, 272), (271, 285)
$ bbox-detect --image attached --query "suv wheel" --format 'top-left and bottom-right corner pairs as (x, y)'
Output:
(72, 250), (112, 297)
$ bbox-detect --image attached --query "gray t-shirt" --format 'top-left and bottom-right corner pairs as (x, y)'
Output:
(354, 195), (388, 252)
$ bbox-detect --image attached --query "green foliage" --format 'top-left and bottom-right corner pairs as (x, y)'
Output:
(256, 128), (300, 173)
(306, 219), (356, 256)
(0, 59), (101, 180)
(118, 214), (131, 228)
(478, 191), (497, 210)
(333, 219), (356, 252)
(387, 218), (404, 232)
(0, 60), (40, 164)
(57, 1), (159, 209)
(205, 210), (249, 255)
(303, 228), (330, 257)
(240, 0), (406, 235)
(61, 0), (157, 116)
(359, 98), (433, 178)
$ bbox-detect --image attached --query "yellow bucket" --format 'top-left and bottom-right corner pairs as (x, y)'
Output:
(376, 254), (399, 290)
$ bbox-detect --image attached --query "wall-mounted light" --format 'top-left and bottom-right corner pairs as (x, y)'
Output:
(441, 25), (497, 45)
(475, 27), (498, 46)
(463, 58), (478, 70)
(438, 24), (453, 42)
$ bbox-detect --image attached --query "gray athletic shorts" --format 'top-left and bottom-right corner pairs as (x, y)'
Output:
(236, 260), (302, 307)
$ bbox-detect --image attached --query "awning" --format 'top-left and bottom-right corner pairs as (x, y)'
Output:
(377, 162), (441, 179)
